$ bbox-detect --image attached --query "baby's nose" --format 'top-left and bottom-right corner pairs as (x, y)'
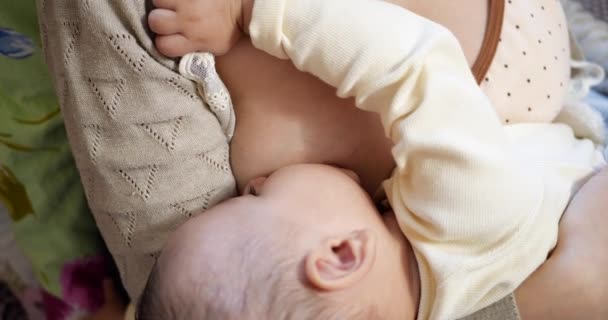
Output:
(242, 176), (267, 196)
(337, 168), (361, 184)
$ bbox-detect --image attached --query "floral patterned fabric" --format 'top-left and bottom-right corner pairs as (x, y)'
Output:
(1, 1), (113, 319)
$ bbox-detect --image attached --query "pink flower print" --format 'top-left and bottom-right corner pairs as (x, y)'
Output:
(59, 255), (109, 312)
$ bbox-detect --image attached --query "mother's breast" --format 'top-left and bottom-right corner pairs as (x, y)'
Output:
(216, 40), (395, 193)
(385, 0), (489, 67)
(215, 0), (489, 192)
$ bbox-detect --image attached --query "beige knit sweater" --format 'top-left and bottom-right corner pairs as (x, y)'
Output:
(37, 0), (236, 300)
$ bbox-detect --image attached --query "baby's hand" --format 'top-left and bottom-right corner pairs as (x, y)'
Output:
(148, 0), (252, 57)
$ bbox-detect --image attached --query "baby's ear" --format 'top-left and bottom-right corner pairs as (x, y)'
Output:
(304, 230), (376, 291)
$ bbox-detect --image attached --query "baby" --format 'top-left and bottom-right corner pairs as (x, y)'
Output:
(137, 0), (605, 319)
(138, 163), (417, 319)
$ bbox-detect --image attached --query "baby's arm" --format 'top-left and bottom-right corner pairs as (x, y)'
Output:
(248, 0), (569, 318)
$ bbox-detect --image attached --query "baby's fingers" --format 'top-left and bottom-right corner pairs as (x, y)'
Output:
(149, 9), (181, 35)
(155, 34), (197, 57)
(152, 0), (177, 9)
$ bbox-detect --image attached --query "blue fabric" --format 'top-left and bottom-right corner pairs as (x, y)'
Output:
(586, 90), (608, 126)
(0, 28), (34, 59)
(585, 89), (608, 159)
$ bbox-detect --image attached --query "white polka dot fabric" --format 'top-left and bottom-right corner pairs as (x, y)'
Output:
(481, 0), (572, 124)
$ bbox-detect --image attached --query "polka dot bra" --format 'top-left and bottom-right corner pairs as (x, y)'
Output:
(480, 0), (572, 124)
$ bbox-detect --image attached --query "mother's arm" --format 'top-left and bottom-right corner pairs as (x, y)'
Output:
(516, 166), (608, 319)
(37, 0), (236, 299)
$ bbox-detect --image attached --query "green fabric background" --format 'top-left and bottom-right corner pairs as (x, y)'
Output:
(1, 0), (104, 296)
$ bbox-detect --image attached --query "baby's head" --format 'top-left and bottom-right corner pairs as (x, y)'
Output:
(137, 164), (419, 319)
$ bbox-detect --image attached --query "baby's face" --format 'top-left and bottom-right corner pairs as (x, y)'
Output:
(161, 163), (386, 281)
(156, 164), (417, 319)
(161, 163), (384, 273)
(237, 163), (374, 227)
(167, 164), (383, 251)
(157, 164), (384, 307)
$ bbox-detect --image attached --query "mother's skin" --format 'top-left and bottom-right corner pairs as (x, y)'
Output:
(216, 0), (608, 318)
(516, 167), (608, 319)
